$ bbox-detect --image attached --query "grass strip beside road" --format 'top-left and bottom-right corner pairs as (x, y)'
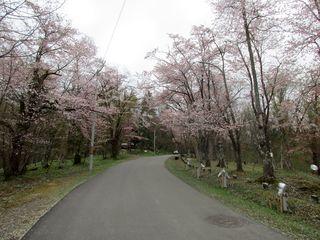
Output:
(165, 158), (320, 240)
(0, 154), (134, 240)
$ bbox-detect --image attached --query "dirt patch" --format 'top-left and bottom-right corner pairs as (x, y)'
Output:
(0, 197), (57, 240)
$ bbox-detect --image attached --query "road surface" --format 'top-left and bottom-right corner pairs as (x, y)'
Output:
(23, 156), (287, 240)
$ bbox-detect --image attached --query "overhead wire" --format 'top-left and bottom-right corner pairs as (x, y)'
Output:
(89, 0), (127, 81)
(102, 0), (127, 61)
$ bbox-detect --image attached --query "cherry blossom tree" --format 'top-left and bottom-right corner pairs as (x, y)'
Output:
(149, 29), (241, 167)
(211, 0), (287, 181)
(96, 67), (137, 159)
(285, 0), (320, 59)
(0, 1), (102, 178)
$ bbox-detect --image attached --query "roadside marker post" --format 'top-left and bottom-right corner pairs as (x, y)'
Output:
(278, 182), (288, 213)
(218, 169), (230, 188)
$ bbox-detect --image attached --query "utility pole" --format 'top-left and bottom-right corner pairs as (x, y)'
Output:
(89, 110), (96, 172)
(153, 128), (156, 155)
(87, 0), (127, 172)
(88, 71), (100, 173)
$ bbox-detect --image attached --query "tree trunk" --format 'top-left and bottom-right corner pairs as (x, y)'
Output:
(42, 141), (53, 169)
(229, 130), (243, 172)
(196, 133), (210, 167)
(311, 137), (320, 175)
(4, 133), (27, 179)
(257, 129), (275, 181)
(111, 138), (121, 159)
(208, 135), (215, 163)
(312, 152), (320, 175)
(73, 152), (81, 165)
(234, 142), (243, 172)
(216, 139), (226, 168)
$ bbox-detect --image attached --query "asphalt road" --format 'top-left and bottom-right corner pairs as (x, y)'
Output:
(23, 156), (287, 240)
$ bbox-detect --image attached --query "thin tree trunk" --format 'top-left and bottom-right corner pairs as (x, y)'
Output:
(111, 137), (121, 159)
(311, 137), (320, 175)
(241, 3), (275, 180)
(229, 130), (243, 172)
(216, 138), (226, 168)
(5, 133), (26, 179)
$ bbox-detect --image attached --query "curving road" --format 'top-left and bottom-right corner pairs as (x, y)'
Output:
(23, 156), (287, 240)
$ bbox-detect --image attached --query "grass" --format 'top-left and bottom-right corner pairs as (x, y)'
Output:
(0, 153), (135, 240)
(165, 158), (320, 240)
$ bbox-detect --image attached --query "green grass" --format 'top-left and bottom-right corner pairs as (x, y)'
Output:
(166, 158), (320, 240)
(0, 153), (134, 240)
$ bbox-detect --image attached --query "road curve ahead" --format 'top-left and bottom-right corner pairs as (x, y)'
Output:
(23, 156), (287, 240)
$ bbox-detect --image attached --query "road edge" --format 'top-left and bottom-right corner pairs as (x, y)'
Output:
(19, 157), (133, 240)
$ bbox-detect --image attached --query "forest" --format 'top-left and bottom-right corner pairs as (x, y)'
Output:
(0, 0), (319, 181)
(0, 0), (174, 180)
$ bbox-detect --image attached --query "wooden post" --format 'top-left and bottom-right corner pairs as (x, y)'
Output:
(196, 166), (201, 179)
(222, 173), (227, 188)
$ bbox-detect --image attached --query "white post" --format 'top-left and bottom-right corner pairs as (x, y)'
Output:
(218, 169), (229, 188)
(89, 111), (96, 172)
(278, 183), (288, 212)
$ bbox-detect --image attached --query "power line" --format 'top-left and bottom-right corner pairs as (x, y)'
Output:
(89, 0), (127, 172)
(102, 0), (127, 60)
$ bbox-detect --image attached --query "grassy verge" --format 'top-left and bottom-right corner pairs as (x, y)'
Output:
(0, 154), (135, 240)
(165, 158), (320, 240)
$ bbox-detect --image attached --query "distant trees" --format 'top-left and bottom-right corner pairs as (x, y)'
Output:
(96, 69), (137, 159)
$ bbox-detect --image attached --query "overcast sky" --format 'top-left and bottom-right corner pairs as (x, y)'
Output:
(61, 0), (213, 74)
